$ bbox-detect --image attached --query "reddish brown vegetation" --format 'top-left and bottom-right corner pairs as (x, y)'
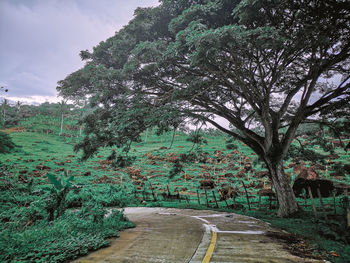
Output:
(199, 179), (215, 189)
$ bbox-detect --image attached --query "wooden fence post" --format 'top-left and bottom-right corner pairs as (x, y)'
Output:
(317, 188), (327, 220)
(205, 189), (209, 207)
(149, 180), (157, 201)
(308, 186), (318, 219)
(212, 191), (218, 208)
(197, 190), (201, 205)
(345, 189), (349, 212)
(269, 194), (274, 210)
(345, 189), (349, 228)
(142, 187), (146, 201)
(241, 181), (251, 210)
(224, 198), (229, 209)
(167, 184), (171, 196)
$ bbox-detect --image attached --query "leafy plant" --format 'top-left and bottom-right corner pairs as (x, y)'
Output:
(225, 137), (238, 150)
(186, 132), (208, 151)
(0, 131), (16, 154)
(46, 171), (74, 221)
(112, 155), (136, 168)
(168, 159), (183, 180)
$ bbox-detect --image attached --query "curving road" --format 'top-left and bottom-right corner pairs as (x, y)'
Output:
(73, 207), (323, 263)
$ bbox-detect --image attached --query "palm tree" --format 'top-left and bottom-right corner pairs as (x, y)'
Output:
(58, 100), (67, 136)
(16, 101), (22, 117)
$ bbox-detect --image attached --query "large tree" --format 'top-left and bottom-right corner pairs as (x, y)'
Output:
(58, 0), (350, 217)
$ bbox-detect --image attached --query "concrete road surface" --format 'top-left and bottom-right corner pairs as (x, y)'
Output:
(73, 207), (323, 263)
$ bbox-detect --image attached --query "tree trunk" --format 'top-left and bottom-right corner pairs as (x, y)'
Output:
(60, 113), (64, 136)
(265, 159), (298, 217)
(144, 128), (149, 143)
(2, 107), (6, 126)
(169, 128), (176, 149)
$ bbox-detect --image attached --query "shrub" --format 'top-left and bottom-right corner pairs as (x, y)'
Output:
(0, 131), (16, 153)
(0, 209), (134, 263)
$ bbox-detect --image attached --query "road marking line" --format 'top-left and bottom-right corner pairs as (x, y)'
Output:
(202, 230), (217, 263)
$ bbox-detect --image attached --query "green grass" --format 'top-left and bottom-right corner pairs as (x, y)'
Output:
(1, 124), (349, 262)
(0, 208), (134, 263)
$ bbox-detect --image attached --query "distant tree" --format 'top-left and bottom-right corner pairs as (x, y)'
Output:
(15, 101), (22, 116)
(58, 100), (67, 136)
(1, 99), (9, 127)
(74, 99), (89, 137)
(58, 0), (350, 217)
(20, 104), (36, 119)
(154, 111), (186, 149)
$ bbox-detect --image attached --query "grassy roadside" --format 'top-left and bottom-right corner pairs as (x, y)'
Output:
(0, 164), (135, 263)
(1, 129), (349, 262)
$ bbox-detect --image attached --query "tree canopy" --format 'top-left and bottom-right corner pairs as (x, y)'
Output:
(58, 0), (350, 217)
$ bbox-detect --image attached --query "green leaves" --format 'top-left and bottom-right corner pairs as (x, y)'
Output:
(0, 132), (16, 154)
(46, 172), (74, 192)
(58, 0), (350, 171)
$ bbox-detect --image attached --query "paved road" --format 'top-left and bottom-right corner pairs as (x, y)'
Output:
(73, 207), (323, 263)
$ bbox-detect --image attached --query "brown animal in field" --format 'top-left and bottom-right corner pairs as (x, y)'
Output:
(293, 178), (334, 198)
(218, 186), (237, 200)
(292, 168), (334, 197)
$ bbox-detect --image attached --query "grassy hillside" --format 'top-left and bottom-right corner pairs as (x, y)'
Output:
(1, 121), (349, 262)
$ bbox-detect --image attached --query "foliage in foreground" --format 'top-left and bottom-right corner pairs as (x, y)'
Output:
(0, 209), (134, 263)
(0, 165), (135, 263)
(1, 126), (349, 262)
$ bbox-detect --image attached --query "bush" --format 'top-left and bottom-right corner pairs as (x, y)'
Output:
(0, 131), (16, 153)
(0, 205), (134, 263)
(66, 185), (137, 208)
(225, 138), (238, 150)
(0, 166), (135, 263)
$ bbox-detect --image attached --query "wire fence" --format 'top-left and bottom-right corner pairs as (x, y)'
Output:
(132, 182), (350, 222)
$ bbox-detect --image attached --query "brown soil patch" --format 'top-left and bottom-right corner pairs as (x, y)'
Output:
(0, 127), (26, 133)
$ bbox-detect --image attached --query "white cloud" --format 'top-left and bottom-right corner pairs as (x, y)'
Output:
(3, 95), (61, 105)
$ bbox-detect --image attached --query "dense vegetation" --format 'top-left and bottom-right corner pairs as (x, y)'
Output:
(1, 0), (349, 261)
(0, 105), (136, 262)
(58, 0), (350, 217)
(0, 105), (349, 261)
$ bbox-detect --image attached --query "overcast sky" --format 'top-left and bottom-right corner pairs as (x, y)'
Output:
(0, 0), (159, 104)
